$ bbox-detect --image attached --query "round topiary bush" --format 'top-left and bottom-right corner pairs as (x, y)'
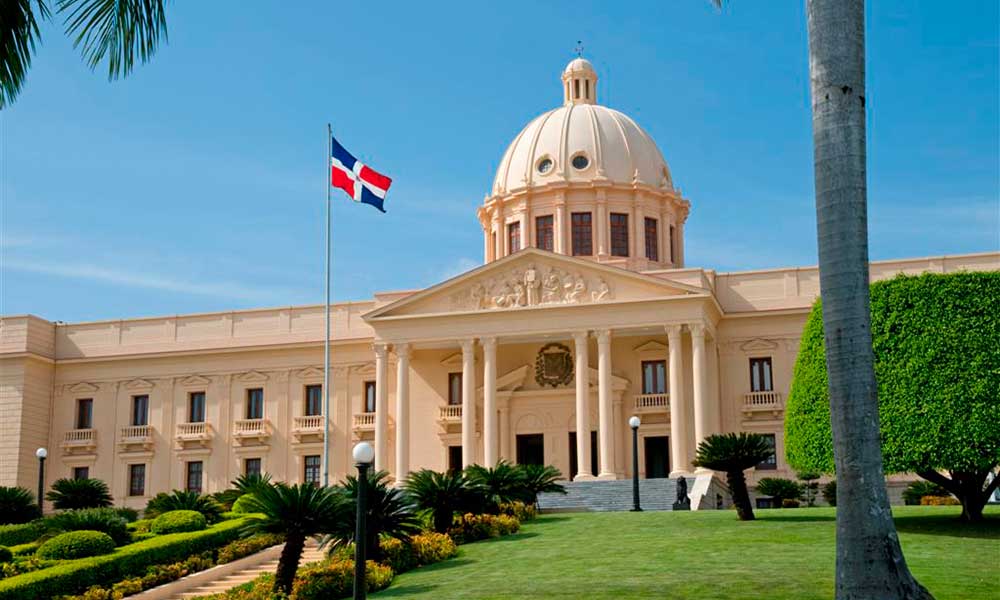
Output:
(230, 494), (257, 514)
(150, 509), (206, 534)
(0, 545), (12, 563)
(36, 530), (115, 560)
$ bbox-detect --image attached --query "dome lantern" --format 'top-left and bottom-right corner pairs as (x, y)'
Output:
(562, 58), (597, 105)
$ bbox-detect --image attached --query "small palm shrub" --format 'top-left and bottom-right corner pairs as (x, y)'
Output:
(519, 464), (567, 505)
(144, 490), (223, 523)
(45, 508), (130, 545)
(822, 480), (837, 506)
(327, 470), (422, 563)
(404, 469), (477, 533)
(902, 481), (951, 506)
(292, 559), (393, 600)
(0, 487), (41, 525)
(756, 478), (803, 504)
(45, 478), (113, 510)
(213, 473), (273, 510)
(692, 433), (773, 521)
(0, 546), (12, 563)
(36, 530), (115, 559)
(150, 510), (206, 534)
(464, 460), (530, 512)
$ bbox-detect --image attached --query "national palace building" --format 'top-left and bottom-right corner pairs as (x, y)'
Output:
(3, 58), (997, 509)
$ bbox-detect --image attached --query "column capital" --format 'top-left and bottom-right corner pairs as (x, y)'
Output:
(373, 343), (389, 358)
(594, 329), (612, 345)
(459, 339), (476, 354)
(481, 336), (497, 351)
(571, 331), (590, 344)
(665, 324), (683, 340)
(394, 343), (410, 359)
(689, 323), (706, 339)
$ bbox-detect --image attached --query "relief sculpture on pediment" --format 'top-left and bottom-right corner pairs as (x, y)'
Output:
(450, 262), (613, 311)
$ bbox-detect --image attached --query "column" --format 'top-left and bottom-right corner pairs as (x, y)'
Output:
(595, 329), (616, 479)
(596, 191), (608, 257)
(554, 195), (567, 254)
(633, 201), (645, 260)
(667, 325), (690, 476)
(373, 343), (389, 472)
(691, 323), (709, 471)
(520, 211), (530, 250)
(394, 344), (410, 483)
(482, 337), (498, 466)
(572, 331), (594, 480)
(460, 339), (477, 468)
(493, 220), (503, 259)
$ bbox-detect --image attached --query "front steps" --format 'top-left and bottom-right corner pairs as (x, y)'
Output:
(177, 543), (326, 599)
(538, 477), (695, 512)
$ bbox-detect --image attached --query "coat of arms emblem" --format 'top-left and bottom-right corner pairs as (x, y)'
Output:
(534, 342), (574, 388)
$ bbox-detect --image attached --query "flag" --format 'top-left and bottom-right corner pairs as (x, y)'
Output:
(330, 135), (392, 212)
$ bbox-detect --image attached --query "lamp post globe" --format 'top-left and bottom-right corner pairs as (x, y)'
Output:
(352, 441), (375, 465)
(628, 417), (642, 512)
(352, 441), (374, 600)
(628, 416), (641, 429)
(35, 447), (48, 515)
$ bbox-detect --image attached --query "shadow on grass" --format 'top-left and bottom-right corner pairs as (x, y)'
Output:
(411, 558), (476, 571)
(893, 514), (1000, 540)
(476, 532), (539, 543)
(375, 583), (441, 597)
(535, 515), (574, 523)
(756, 513), (836, 523)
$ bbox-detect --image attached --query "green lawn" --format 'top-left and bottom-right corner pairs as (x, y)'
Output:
(374, 506), (998, 599)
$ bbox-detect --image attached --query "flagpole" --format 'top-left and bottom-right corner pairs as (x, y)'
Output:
(322, 123), (332, 487)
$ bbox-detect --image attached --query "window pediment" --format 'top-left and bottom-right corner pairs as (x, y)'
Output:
(740, 338), (779, 352)
(236, 370), (269, 383)
(124, 378), (154, 391)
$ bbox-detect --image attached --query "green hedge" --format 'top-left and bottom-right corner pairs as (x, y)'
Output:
(0, 548), (11, 564)
(150, 510), (206, 535)
(0, 524), (45, 548)
(36, 531), (115, 560)
(0, 518), (246, 599)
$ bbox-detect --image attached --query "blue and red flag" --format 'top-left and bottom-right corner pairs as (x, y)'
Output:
(330, 135), (392, 212)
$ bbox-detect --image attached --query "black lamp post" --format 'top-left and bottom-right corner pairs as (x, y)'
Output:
(628, 416), (642, 512)
(35, 447), (47, 514)
(352, 441), (374, 600)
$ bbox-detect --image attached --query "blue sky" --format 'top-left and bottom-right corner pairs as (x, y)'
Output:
(2, 1), (997, 322)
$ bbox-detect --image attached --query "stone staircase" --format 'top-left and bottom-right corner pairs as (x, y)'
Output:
(538, 477), (695, 512)
(173, 543), (326, 599)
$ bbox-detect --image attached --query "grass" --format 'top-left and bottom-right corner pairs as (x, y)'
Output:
(374, 506), (998, 599)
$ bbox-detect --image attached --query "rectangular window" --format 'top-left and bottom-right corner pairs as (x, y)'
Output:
(76, 398), (93, 429)
(641, 360), (667, 395)
(644, 217), (659, 261)
(610, 212), (629, 257)
(244, 457), (262, 477)
(73, 466), (90, 480)
(246, 388), (264, 419)
(669, 225), (676, 264)
(507, 221), (521, 254)
(571, 212), (592, 256)
(131, 395), (149, 426)
(750, 357), (774, 392)
(574, 79), (580, 99)
(305, 384), (323, 416)
(128, 464), (146, 496)
(535, 215), (554, 251)
(188, 392), (206, 423)
(186, 461), (203, 494)
(304, 455), (321, 486)
(448, 373), (462, 406)
(757, 434), (777, 470)
(364, 381), (376, 413)
(491, 232), (497, 258)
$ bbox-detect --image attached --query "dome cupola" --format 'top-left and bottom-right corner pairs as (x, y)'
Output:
(562, 57), (598, 105)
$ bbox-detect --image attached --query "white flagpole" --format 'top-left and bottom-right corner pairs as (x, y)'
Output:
(322, 123), (332, 487)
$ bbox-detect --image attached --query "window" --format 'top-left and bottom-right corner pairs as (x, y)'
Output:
(128, 464), (146, 496)
(186, 461), (203, 494)
(448, 373), (462, 406)
(610, 213), (629, 257)
(571, 154), (589, 170)
(537, 158), (553, 174)
(641, 360), (667, 395)
(304, 455), (321, 486)
(131, 395), (148, 426)
(188, 392), (206, 423)
(246, 388), (264, 419)
(750, 357), (774, 392)
(73, 466), (90, 480)
(585, 79), (590, 100)
(364, 381), (376, 413)
(490, 232), (497, 258)
(244, 458), (262, 477)
(76, 398), (93, 429)
(574, 79), (580, 99)
(757, 434), (777, 470)
(645, 217), (659, 261)
(508, 221), (521, 254)
(535, 215), (554, 251)
(305, 384), (323, 416)
(669, 225), (676, 264)
(571, 212), (592, 256)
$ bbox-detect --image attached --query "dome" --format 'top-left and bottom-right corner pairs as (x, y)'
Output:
(491, 59), (673, 197)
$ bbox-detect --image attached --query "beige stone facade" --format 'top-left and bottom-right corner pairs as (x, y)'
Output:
(2, 58), (998, 508)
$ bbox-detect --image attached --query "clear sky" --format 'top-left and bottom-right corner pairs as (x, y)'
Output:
(2, 1), (997, 323)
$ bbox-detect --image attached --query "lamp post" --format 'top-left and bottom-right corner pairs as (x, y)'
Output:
(628, 417), (642, 512)
(352, 441), (374, 600)
(35, 447), (47, 514)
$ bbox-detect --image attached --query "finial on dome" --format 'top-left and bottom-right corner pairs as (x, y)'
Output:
(562, 54), (597, 106)
(575, 40), (584, 57)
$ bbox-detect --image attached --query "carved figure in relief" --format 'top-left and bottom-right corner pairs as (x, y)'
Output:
(592, 278), (611, 302)
(567, 276), (587, 302)
(542, 272), (562, 304)
(470, 283), (488, 309)
(512, 280), (526, 307)
(524, 264), (540, 306)
(494, 281), (514, 308)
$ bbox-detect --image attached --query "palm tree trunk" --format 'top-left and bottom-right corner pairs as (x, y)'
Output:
(726, 470), (754, 521)
(807, 1), (931, 598)
(274, 532), (305, 594)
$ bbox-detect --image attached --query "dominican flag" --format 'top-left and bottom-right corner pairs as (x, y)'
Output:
(330, 135), (392, 212)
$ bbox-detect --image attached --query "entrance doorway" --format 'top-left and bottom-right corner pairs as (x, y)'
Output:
(644, 436), (670, 478)
(568, 431), (598, 478)
(447, 446), (462, 473)
(516, 434), (544, 466)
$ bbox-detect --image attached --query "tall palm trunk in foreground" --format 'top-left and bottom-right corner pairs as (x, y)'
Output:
(806, 1), (930, 598)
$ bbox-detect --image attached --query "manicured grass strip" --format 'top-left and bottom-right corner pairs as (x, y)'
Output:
(375, 506), (998, 600)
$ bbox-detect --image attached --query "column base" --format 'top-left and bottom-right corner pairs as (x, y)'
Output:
(573, 473), (596, 482)
(596, 472), (618, 481)
(694, 467), (713, 475)
(669, 469), (693, 478)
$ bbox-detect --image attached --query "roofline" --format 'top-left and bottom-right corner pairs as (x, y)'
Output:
(714, 250), (999, 277)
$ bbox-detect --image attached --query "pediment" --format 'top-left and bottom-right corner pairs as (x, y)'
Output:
(69, 382), (100, 394)
(296, 367), (325, 380)
(124, 378), (154, 391)
(178, 375), (212, 387)
(740, 338), (779, 352)
(365, 248), (704, 320)
(440, 353), (463, 368)
(633, 340), (668, 353)
(236, 370), (269, 383)
(353, 363), (376, 376)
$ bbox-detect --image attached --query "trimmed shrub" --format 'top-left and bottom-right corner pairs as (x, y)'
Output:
(129, 532), (155, 543)
(291, 559), (393, 600)
(379, 536), (415, 573)
(781, 499), (801, 508)
(144, 491), (223, 523)
(499, 500), (537, 522)
(36, 531), (115, 560)
(0, 489), (40, 526)
(151, 510), (206, 535)
(0, 523), (45, 547)
(216, 533), (284, 564)
(8, 543), (38, 557)
(756, 478), (803, 504)
(409, 532), (457, 566)
(902, 481), (951, 506)
(127, 519), (152, 533)
(0, 548), (12, 564)
(45, 508), (130, 546)
(448, 513), (520, 544)
(921, 495), (961, 506)
(230, 494), (257, 515)
(45, 479), (113, 511)
(113, 507), (140, 524)
(822, 481), (837, 507)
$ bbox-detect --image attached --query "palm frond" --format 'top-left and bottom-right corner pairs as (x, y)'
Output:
(1, 0), (50, 108)
(58, 0), (167, 80)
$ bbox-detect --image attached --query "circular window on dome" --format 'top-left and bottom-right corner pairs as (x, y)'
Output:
(536, 157), (554, 174)
(571, 154), (590, 170)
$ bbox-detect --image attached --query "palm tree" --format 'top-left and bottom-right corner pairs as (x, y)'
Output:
(518, 464), (567, 506)
(0, 486), (41, 524)
(1, 0), (168, 108)
(213, 472), (274, 509)
(464, 460), (530, 512)
(144, 490), (223, 523)
(241, 482), (349, 596)
(45, 477), (113, 510)
(326, 470), (422, 562)
(404, 469), (474, 533)
(692, 433), (772, 521)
